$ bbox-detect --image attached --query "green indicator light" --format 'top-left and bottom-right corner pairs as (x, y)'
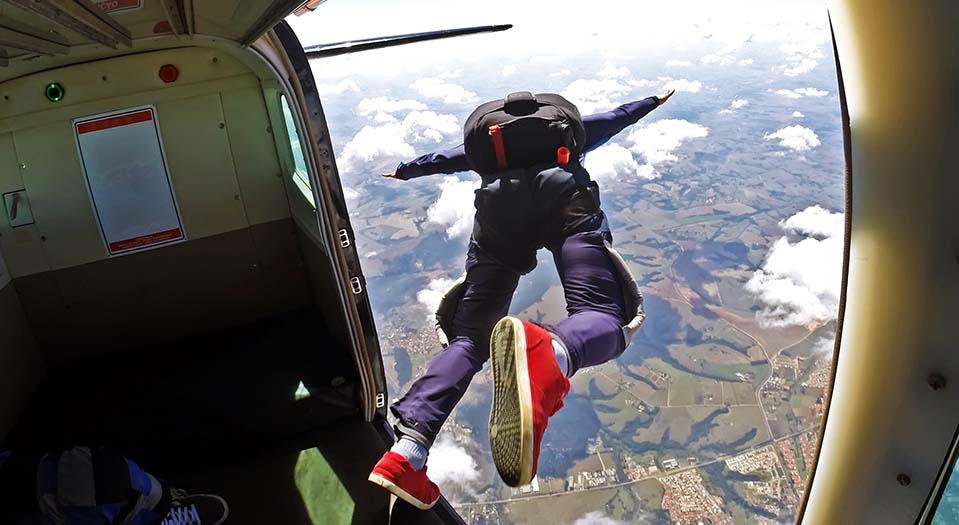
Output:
(44, 82), (64, 102)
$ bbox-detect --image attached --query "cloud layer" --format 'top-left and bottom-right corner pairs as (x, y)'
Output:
(561, 78), (633, 114)
(584, 143), (653, 183)
(356, 97), (426, 116)
(427, 176), (479, 238)
(410, 77), (478, 104)
(746, 206), (843, 327)
(338, 110), (460, 176)
(772, 87), (828, 99)
(315, 79), (360, 96)
(574, 512), (625, 525)
(428, 434), (482, 492)
(416, 275), (459, 316)
(765, 125), (821, 152)
(627, 119), (709, 178)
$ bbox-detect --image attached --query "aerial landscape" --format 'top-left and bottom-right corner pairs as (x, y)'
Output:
(292, 1), (843, 522)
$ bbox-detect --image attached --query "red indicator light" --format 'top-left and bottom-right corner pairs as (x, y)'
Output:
(158, 64), (178, 83)
(557, 146), (570, 164)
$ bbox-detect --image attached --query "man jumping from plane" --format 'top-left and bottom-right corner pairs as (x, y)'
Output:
(368, 89), (675, 509)
(384, 90), (674, 181)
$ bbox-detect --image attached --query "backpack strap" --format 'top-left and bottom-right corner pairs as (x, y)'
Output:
(489, 124), (508, 170)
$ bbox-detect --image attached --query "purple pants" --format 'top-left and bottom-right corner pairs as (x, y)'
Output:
(391, 214), (626, 447)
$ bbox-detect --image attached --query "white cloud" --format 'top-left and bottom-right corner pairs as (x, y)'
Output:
(338, 111), (460, 176)
(720, 98), (749, 114)
(764, 125), (821, 152)
(410, 77), (478, 104)
(780, 40), (826, 77)
(416, 276), (459, 315)
(427, 434), (482, 491)
(793, 111), (805, 118)
(812, 333), (836, 356)
(373, 112), (397, 123)
(661, 78), (702, 93)
(665, 59), (692, 67)
(501, 64), (517, 76)
(772, 87), (828, 99)
(701, 53), (736, 66)
(573, 512), (624, 525)
(339, 125), (416, 176)
(584, 144), (655, 182)
(551, 69), (572, 77)
(628, 119), (709, 178)
(597, 62), (630, 79)
(427, 176), (479, 239)
(738, 58), (754, 66)
(561, 78), (632, 114)
(356, 97), (426, 117)
(746, 206), (843, 327)
(402, 111), (460, 143)
(315, 79), (360, 96)
(784, 58), (819, 76)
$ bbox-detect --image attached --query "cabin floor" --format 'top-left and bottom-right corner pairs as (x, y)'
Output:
(3, 308), (447, 524)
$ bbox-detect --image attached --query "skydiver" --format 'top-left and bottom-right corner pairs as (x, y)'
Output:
(369, 90), (674, 510)
(384, 89), (675, 180)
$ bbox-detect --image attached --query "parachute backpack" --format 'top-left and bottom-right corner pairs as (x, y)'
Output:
(463, 91), (586, 175)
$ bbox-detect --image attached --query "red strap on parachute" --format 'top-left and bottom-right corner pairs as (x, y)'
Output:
(489, 124), (507, 170)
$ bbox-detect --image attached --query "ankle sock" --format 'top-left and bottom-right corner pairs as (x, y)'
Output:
(551, 337), (571, 377)
(391, 436), (428, 470)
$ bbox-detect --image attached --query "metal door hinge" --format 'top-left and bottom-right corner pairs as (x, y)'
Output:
(338, 228), (350, 248)
(375, 393), (386, 408)
(350, 276), (362, 295)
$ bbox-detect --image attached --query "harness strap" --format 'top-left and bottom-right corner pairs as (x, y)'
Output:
(489, 124), (508, 170)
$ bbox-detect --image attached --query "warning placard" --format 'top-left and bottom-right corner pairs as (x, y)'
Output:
(75, 106), (185, 256)
(95, 0), (141, 14)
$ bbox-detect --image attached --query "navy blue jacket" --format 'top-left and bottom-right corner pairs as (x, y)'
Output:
(393, 96), (660, 180)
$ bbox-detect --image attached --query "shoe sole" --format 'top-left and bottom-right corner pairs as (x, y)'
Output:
(488, 316), (534, 487)
(368, 473), (437, 510)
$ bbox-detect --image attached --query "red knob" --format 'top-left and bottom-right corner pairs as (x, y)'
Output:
(159, 64), (178, 83)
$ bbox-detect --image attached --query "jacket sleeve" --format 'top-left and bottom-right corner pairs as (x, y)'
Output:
(394, 145), (472, 180)
(582, 96), (660, 152)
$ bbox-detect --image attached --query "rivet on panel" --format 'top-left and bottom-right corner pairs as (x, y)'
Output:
(212, 57), (219, 63)
(897, 474), (911, 487)
(928, 373), (947, 391)
(218, 122), (225, 129)
(266, 126), (272, 133)
(19, 163), (25, 170)
(101, 75), (108, 81)
(234, 194), (240, 201)
(40, 236), (46, 242)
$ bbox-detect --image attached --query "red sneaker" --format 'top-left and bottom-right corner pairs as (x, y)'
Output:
(488, 317), (570, 487)
(368, 451), (441, 510)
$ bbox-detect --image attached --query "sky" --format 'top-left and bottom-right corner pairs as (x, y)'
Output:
(289, 0), (832, 80)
